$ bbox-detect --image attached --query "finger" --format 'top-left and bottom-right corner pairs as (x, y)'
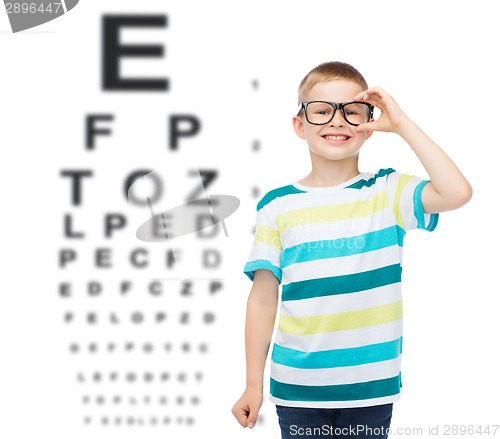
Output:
(360, 86), (387, 98)
(231, 406), (250, 428)
(356, 87), (389, 103)
(247, 406), (259, 429)
(364, 97), (381, 108)
(355, 121), (377, 132)
(354, 88), (381, 100)
(353, 90), (370, 101)
(353, 91), (381, 108)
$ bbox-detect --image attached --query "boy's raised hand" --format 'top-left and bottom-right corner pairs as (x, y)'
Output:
(231, 388), (263, 429)
(354, 87), (410, 135)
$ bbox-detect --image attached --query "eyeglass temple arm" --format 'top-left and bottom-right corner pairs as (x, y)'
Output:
(296, 103), (304, 116)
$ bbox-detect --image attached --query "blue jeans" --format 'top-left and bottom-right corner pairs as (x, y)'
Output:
(275, 403), (393, 439)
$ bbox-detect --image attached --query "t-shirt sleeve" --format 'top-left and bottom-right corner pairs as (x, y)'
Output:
(386, 171), (439, 232)
(243, 200), (282, 284)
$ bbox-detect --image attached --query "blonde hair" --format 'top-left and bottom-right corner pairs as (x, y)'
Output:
(298, 61), (368, 104)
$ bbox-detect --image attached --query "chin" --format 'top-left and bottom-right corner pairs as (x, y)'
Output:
(311, 148), (360, 161)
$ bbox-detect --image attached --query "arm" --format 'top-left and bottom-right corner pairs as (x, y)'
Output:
(231, 269), (279, 429)
(355, 87), (473, 213)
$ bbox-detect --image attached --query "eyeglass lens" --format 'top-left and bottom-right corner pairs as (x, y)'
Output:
(305, 102), (371, 125)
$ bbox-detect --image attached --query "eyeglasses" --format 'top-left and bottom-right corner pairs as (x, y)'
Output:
(297, 101), (374, 126)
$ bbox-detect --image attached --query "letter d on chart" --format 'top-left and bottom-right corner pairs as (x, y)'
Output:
(4, 0), (79, 33)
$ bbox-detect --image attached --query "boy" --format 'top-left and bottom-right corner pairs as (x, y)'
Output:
(231, 62), (472, 438)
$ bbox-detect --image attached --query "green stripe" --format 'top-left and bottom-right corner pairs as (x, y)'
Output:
(270, 375), (401, 402)
(257, 185), (305, 211)
(282, 264), (401, 302)
(345, 168), (395, 189)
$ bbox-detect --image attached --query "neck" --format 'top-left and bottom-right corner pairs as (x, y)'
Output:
(299, 156), (360, 187)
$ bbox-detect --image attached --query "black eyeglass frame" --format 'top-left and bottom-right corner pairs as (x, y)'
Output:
(296, 100), (375, 126)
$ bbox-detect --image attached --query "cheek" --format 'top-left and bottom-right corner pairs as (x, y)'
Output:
(303, 128), (321, 140)
(352, 130), (366, 141)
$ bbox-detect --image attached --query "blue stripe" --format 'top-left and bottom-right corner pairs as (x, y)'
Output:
(345, 168), (395, 189)
(413, 180), (439, 231)
(281, 226), (401, 269)
(396, 224), (406, 246)
(272, 337), (402, 369)
(243, 260), (282, 284)
(270, 375), (401, 402)
(426, 213), (439, 231)
(257, 185), (305, 211)
(282, 264), (402, 302)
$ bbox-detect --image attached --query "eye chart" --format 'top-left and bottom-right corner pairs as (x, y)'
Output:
(1, 1), (498, 439)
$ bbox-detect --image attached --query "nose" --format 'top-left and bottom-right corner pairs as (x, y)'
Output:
(329, 108), (345, 127)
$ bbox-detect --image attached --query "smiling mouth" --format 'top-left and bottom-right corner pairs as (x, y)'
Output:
(322, 135), (350, 141)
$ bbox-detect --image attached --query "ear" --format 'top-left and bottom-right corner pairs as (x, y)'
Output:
(292, 116), (306, 139)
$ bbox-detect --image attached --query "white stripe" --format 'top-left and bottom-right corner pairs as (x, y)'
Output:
(270, 358), (402, 386)
(423, 212), (433, 229)
(274, 320), (403, 351)
(279, 283), (402, 318)
(245, 243), (281, 268)
(270, 393), (401, 409)
(282, 245), (400, 285)
(253, 201), (277, 228)
(400, 177), (420, 230)
(280, 209), (395, 247)
(274, 177), (387, 213)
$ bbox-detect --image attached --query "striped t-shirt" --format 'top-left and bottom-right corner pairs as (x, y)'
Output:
(243, 168), (439, 408)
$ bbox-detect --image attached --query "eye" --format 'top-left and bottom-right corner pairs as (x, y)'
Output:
(345, 110), (359, 116)
(309, 103), (332, 115)
(344, 103), (368, 118)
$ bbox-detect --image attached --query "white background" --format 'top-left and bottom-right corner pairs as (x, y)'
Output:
(0, 1), (498, 438)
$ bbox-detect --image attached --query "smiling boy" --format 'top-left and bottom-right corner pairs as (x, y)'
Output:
(232, 61), (472, 439)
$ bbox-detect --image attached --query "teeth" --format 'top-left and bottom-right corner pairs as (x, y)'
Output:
(325, 135), (349, 141)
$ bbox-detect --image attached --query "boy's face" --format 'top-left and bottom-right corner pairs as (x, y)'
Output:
(293, 79), (373, 163)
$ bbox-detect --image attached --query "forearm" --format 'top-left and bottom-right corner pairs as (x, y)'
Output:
(244, 289), (278, 391)
(396, 118), (473, 210)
